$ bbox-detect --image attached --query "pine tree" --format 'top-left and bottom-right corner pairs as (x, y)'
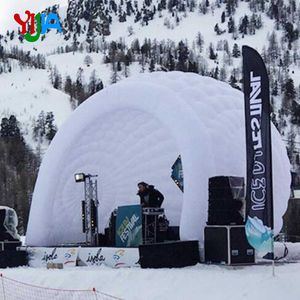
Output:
(75, 67), (86, 103)
(232, 43), (241, 58)
(149, 58), (155, 72)
(287, 127), (296, 165)
(227, 17), (236, 34)
(209, 43), (217, 60)
(226, 0), (235, 16)
(167, 50), (175, 71)
(64, 75), (74, 98)
(0, 117), (10, 139)
(219, 65), (227, 82)
(88, 70), (103, 96)
(268, 31), (280, 64)
(53, 68), (62, 90)
(214, 23), (222, 35)
(239, 15), (249, 35)
(1, 115), (23, 142)
(221, 11), (226, 23)
(196, 32), (204, 52)
(0, 115), (39, 234)
(177, 41), (189, 71)
(284, 78), (296, 101)
(45, 112), (57, 142)
(283, 78), (296, 111)
(33, 111), (46, 142)
(272, 80), (278, 96)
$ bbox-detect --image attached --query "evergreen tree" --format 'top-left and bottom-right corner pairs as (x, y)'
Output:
(1, 115), (23, 142)
(64, 75), (74, 98)
(214, 23), (224, 35)
(53, 67), (62, 90)
(268, 31), (280, 64)
(88, 70), (103, 96)
(33, 111), (46, 142)
(149, 58), (155, 72)
(209, 43), (217, 60)
(45, 112), (57, 142)
(221, 11), (226, 23)
(272, 80), (278, 96)
(283, 78), (296, 111)
(239, 15), (249, 35)
(167, 50), (175, 71)
(196, 32), (204, 52)
(232, 43), (241, 58)
(177, 41), (189, 71)
(75, 67), (87, 103)
(226, 0), (235, 16)
(228, 17), (236, 34)
(0, 115), (39, 234)
(219, 65), (227, 82)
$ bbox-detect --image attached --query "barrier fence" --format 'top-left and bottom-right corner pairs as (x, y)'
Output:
(0, 274), (122, 300)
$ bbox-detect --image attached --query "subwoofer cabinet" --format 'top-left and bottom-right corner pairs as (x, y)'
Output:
(204, 225), (255, 265)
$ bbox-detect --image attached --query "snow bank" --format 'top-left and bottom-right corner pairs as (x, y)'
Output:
(26, 71), (291, 246)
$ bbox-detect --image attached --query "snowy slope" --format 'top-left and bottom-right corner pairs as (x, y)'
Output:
(4, 1), (277, 58)
(0, 61), (73, 149)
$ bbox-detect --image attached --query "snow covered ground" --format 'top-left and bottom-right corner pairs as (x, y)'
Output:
(1, 260), (300, 300)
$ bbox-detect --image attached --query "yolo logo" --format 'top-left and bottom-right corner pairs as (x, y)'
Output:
(14, 11), (62, 43)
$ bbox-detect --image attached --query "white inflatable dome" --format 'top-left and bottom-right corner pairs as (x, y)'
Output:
(26, 72), (291, 246)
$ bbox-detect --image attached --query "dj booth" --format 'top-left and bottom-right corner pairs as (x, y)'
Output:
(99, 205), (199, 268)
(105, 205), (170, 248)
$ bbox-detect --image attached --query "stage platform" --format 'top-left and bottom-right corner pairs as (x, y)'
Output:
(21, 240), (201, 269)
(22, 246), (140, 268)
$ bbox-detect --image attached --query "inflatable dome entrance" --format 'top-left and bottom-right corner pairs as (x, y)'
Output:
(26, 72), (291, 247)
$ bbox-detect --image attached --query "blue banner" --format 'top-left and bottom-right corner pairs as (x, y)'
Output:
(171, 155), (184, 192)
(115, 205), (143, 247)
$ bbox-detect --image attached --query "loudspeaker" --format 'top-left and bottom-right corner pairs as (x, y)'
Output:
(204, 225), (255, 265)
(0, 241), (21, 251)
(0, 250), (28, 268)
(166, 226), (180, 241)
(207, 207), (244, 225)
(208, 176), (245, 226)
(209, 176), (245, 200)
(139, 241), (200, 268)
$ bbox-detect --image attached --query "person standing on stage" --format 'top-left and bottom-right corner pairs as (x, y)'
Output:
(137, 182), (164, 208)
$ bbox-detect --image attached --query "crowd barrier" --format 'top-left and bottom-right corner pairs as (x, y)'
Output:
(0, 274), (122, 300)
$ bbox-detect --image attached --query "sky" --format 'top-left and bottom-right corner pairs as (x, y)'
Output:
(0, 0), (68, 32)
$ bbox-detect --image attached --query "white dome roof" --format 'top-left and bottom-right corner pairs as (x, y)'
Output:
(26, 71), (291, 246)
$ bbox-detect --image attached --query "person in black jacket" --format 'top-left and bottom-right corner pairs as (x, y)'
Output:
(137, 182), (164, 208)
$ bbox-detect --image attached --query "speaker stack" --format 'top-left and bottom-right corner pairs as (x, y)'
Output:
(207, 176), (245, 226)
(205, 176), (255, 265)
(139, 241), (200, 268)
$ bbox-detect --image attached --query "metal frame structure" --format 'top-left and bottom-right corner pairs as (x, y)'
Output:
(142, 208), (165, 244)
(76, 174), (99, 246)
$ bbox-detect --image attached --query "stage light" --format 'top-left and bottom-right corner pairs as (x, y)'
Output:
(74, 173), (86, 183)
